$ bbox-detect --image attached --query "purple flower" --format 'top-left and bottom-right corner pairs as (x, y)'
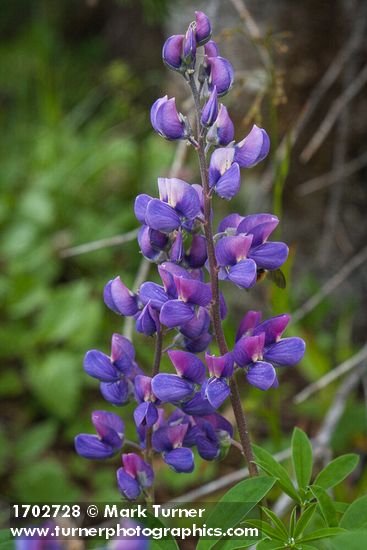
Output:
(233, 312), (306, 390)
(234, 124), (270, 168)
(205, 56), (234, 96)
(193, 413), (233, 460)
(201, 352), (234, 408)
(104, 277), (139, 317)
(215, 234), (257, 288)
(75, 411), (124, 459)
(181, 392), (216, 416)
(162, 34), (184, 71)
(100, 379), (130, 406)
(201, 86), (218, 127)
(183, 24), (196, 70)
(195, 11), (212, 46)
(152, 424), (194, 473)
(133, 375), (159, 428)
(207, 104), (234, 146)
(159, 274), (212, 328)
(117, 453), (154, 500)
(208, 148), (240, 200)
(135, 302), (160, 336)
(150, 96), (187, 140)
(217, 213), (289, 271)
(83, 334), (135, 382)
(140, 178), (201, 233)
(185, 234), (207, 268)
(204, 40), (219, 58)
(137, 225), (168, 262)
(152, 350), (205, 403)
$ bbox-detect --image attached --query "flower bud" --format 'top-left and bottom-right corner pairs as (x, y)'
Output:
(183, 23), (196, 70)
(206, 56), (234, 96)
(150, 96), (187, 141)
(201, 86), (218, 127)
(162, 34), (184, 71)
(195, 11), (212, 46)
(206, 104), (234, 146)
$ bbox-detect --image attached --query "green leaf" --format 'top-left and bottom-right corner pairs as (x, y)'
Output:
(262, 507), (289, 539)
(334, 502), (350, 514)
(0, 530), (14, 550)
(245, 520), (285, 542)
(330, 530), (367, 550)
(147, 515), (179, 550)
(253, 444), (300, 503)
(339, 495), (367, 530)
(313, 454), (359, 490)
(196, 476), (276, 550)
(293, 504), (317, 539)
(300, 527), (345, 542)
(217, 540), (256, 550)
(310, 485), (338, 527)
(289, 506), (297, 536)
(291, 428), (313, 490)
(256, 540), (285, 550)
(268, 269), (286, 289)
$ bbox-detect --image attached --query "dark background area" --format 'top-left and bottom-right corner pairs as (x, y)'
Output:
(0, 0), (366, 510)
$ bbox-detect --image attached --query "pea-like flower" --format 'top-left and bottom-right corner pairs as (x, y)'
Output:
(202, 352), (234, 408)
(195, 11), (212, 45)
(233, 311), (306, 390)
(152, 349), (206, 403)
(75, 411), (124, 459)
(193, 413), (233, 461)
(217, 213), (289, 271)
(183, 23), (196, 70)
(208, 124), (270, 199)
(133, 375), (159, 428)
(205, 56), (234, 96)
(215, 234), (257, 288)
(152, 423), (194, 473)
(117, 453), (154, 501)
(206, 104), (234, 146)
(150, 96), (187, 141)
(201, 86), (218, 127)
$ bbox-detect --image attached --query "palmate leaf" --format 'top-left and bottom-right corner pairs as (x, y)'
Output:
(313, 454), (359, 490)
(299, 527), (346, 543)
(252, 444), (301, 503)
(256, 540), (286, 549)
(291, 427), (313, 491)
(197, 476), (276, 550)
(261, 507), (289, 539)
(293, 504), (317, 539)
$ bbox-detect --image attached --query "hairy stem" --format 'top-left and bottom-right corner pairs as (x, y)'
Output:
(188, 74), (258, 477)
(145, 324), (163, 505)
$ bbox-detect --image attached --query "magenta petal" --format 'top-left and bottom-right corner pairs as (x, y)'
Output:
(249, 242), (289, 270)
(162, 34), (184, 70)
(159, 299), (194, 328)
(253, 313), (291, 345)
(205, 377), (230, 408)
(246, 361), (277, 390)
(205, 352), (234, 378)
(139, 282), (169, 310)
(207, 56), (234, 96)
(195, 11), (211, 45)
(233, 333), (265, 367)
(214, 162), (241, 200)
(158, 178), (201, 220)
(151, 373), (194, 403)
(134, 375), (153, 402)
(264, 337), (306, 366)
(117, 468), (141, 500)
(174, 276), (212, 306)
(215, 234), (253, 266)
(164, 447), (194, 473)
(83, 350), (118, 382)
(92, 410), (124, 445)
(134, 194), (152, 224)
(111, 333), (135, 372)
(168, 349), (206, 384)
(235, 310), (262, 342)
(234, 125), (270, 168)
(75, 435), (116, 460)
(228, 259), (257, 288)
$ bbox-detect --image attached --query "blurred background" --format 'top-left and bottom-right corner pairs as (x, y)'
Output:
(1, 0), (366, 510)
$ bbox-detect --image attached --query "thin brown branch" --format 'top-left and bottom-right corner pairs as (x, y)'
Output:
(294, 342), (367, 404)
(291, 244), (367, 323)
(297, 150), (367, 196)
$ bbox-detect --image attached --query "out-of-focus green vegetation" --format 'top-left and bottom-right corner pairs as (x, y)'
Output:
(0, 0), (365, 510)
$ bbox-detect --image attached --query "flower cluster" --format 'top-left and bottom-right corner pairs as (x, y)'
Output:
(75, 10), (305, 501)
